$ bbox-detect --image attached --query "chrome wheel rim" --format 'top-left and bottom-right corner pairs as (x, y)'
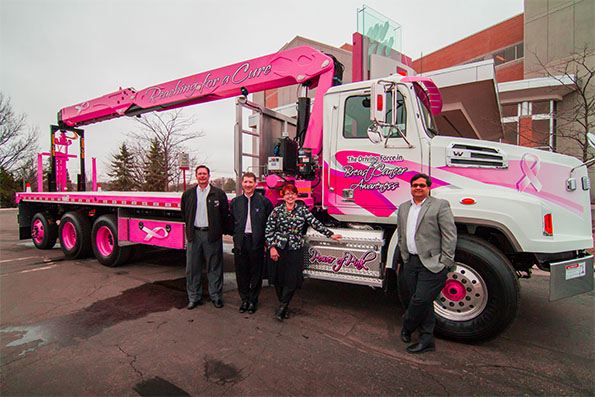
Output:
(434, 262), (488, 321)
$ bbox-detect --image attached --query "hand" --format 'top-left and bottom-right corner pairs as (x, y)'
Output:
(330, 234), (342, 241)
(270, 247), (279, 262)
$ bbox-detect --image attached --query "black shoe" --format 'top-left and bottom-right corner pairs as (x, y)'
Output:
(187, 300), (203, 310)
(247, 303), (257, 314)
(400, 329), (411, 343)
(275, 305), (286, 322)
(239, 301), (249, 313)
(406, 343), (435, 354)
(213, 299), (224, 309)
(283, 308), (290, 319)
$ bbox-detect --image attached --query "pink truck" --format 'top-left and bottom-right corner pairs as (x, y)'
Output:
(16, 45), (594, 342)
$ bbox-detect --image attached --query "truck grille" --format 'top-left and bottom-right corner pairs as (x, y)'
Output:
(446, 143), (508, 169)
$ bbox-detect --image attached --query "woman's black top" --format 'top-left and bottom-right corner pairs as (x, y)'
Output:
(265, 202), (333, 250)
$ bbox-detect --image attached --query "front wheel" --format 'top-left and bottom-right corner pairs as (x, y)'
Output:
(31, 212), (58, 249)
(91, 215), (132, 267)
(398, 235), (520, 342)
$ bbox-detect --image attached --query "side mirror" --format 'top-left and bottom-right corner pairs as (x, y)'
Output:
(367, 124), (384, 144)
(370, 83), (386, 123)
(588, 132), (595, 149)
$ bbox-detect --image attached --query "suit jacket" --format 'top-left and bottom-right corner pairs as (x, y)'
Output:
(397, 196), (457, 273)
(229, 192), (273, 250)
(180, 184), (231, 243)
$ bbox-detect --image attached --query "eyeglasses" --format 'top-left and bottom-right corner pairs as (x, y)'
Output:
(411, 183), (427, 188)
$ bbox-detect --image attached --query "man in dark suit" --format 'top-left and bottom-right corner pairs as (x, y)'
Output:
(181, 165), (230, 310)
(229, 172), (273, 314)
(397, 173), (457, 354)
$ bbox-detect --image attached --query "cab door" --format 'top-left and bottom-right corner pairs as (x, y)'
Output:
(328, 86), (422, 221)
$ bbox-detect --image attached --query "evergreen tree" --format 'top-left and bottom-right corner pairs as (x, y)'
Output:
(142, 138), (167, 191)
(108, 143), (138, 191)
(223, 178), (236, 193)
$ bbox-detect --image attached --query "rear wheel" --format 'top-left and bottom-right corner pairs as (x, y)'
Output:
(58, 212), (92, 259)
(91, 215), (132, 267)
(31, 212), (58, 249)
(398, 235), (520, 342)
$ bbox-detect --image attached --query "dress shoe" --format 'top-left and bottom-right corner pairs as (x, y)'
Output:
(187, 300), (203, 310)
(400, 329), (411, 343)
(406, 343), (435, 354)
(239, 301), (249, 313)
(247, 303), (257, 314)
(275, 305), (286, 322)
(213, 299), (224, 309)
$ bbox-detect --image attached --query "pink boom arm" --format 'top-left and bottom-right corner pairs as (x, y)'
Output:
(59, 46), (335, 130)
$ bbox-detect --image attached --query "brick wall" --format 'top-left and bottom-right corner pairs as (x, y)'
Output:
(412, 14), (524, 74)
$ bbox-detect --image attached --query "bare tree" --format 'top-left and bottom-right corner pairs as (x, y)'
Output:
(534, 46), (594, 162)
(127, 109), (204, 191)
(0, 93), (39, 173)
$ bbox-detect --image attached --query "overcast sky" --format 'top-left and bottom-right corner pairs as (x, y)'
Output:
(1, 0), (524, 182)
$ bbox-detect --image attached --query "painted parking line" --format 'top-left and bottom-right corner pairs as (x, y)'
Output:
(18, 265), (58, 274)
(0, 256), (41, 264)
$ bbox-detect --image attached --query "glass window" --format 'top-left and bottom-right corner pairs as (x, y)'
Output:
(532, 101), (550, 115)
(502, 122), (517, 144)
(502, 104), (518, 117)
(516, 43), (524, 59)
(531, 119), (551, 147)
(343, 92), (406, 139)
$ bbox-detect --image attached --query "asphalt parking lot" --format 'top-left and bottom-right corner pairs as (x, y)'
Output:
(1, 208), (593, 396)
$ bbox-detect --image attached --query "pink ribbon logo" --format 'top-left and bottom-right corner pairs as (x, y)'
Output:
(141, 226), (169, 241)
(75, 102), (89, 115)
(517, 153), (542, 192)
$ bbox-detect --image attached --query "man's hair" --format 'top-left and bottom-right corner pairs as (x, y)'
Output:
(195, 165), (210, 175)
(242, 172), (256, 182)
(281, 182), (298, 195)
(410, 173), (432, 187)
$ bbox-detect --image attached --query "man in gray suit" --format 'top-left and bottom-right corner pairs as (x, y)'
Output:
(397, 173), (457, 354)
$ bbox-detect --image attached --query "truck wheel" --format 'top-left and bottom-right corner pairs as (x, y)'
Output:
(397, 235), (519, 342)
(31, 212), (58, 249)
(91, 215), (132, 267)
(58, 212), (92, 259)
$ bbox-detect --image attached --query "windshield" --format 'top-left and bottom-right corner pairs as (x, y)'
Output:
(413, 83), (439, 137)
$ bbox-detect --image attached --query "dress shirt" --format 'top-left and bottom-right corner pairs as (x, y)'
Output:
(194, 184), (210, 227)
(406, 197), (427, 255)
(244, 193), (253, 233)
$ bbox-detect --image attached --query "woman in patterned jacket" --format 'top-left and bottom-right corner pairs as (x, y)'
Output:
(265, 183), (342, 321)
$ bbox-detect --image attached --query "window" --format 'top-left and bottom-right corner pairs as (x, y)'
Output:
(493, 42), (524, 66)
(500, 100), (556, 150)
(343, 92), (407, 139)
(502, 122), (518, 144)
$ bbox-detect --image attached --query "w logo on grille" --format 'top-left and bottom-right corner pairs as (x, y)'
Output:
(453, 151), (464, 156)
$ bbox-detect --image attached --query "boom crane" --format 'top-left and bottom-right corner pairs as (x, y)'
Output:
(58, 46), (336, 155)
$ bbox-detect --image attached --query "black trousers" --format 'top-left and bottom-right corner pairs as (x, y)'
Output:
(403, 254), (447, 346)
(186, 229), (223, 303)
(234, 234), (264, 305)
(269, 248), (303, 306)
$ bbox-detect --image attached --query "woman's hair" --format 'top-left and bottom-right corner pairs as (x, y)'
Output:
(281, 182), (298, 195)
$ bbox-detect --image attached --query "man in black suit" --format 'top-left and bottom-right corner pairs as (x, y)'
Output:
(229, 172), (273, 314)
(181, 165), (230, 310)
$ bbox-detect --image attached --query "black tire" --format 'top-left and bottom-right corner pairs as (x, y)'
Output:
(91, 214), (132, 267)
(397, 235), (520, 342)
(58, 211), (92, 259)
(31, 212), (58, 250)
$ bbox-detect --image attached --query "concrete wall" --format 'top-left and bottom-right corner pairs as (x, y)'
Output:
(524, 0), (594, 77)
